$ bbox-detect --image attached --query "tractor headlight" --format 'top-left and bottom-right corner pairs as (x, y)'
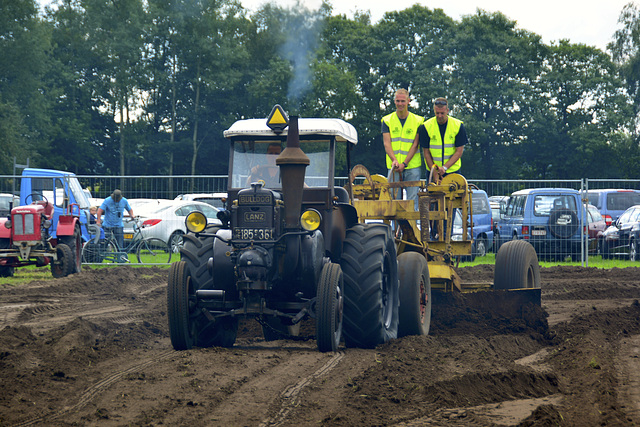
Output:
(185, 211), (207, 233)
(300, 209), (321, 231)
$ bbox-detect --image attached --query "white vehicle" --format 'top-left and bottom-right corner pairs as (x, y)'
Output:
(124, 200), (221, 252)
(174, 193), (227, 209)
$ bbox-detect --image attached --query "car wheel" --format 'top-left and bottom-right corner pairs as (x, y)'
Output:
(631, 239), (638, 262)
(475, 237), (487, 258)
(169, 231), (185, 253)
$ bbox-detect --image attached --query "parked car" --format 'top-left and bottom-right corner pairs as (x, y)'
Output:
(586, 204), (607, 254)
(174, 193), (227, 209)
(0, 193), (19, 217)
(469, 189), (493, 257)
(123, 200), (221, 252)
(496, 188), (588, 261)
(586, 189), (640, 227)
(600, 204), (640, 261)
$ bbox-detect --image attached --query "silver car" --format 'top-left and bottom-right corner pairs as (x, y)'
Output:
(124, 200), (221, 252)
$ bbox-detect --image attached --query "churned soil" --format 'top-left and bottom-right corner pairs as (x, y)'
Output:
(1, 264), (639, 426)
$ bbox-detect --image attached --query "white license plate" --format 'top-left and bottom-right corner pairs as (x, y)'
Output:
(531, 229), (546, 236)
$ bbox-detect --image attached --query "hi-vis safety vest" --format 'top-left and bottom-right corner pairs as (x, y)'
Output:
(382, 112), (424, 169)
(424, 116), (463, 173)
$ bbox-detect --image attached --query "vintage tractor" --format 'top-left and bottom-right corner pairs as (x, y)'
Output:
(168, 106), (397, 352)
(0, 194), (83, 278)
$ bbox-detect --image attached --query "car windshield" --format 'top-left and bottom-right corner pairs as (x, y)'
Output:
(230, 139), (331, 189)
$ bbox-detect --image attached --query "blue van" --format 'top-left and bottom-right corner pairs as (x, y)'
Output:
(586, 189), (640, 227)
(496, 188), (588, 261)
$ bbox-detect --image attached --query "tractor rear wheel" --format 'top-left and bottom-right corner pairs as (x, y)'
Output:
(494, 240), (540, 290)
(51, 243), (74, 278)
(316, 262), (344, 352)
(341, 223), (399, 348)
(0, 238), (14, 277)
(397, 252), (431, 337)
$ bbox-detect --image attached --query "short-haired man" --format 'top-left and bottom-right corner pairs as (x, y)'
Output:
(418, 97), (468, 180)
(381, 89), (424, 209)
(96, 189), (134, 250)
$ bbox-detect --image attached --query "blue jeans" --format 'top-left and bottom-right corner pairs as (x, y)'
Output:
(105, 226), (124, 249)
(388, 167), (421, 211)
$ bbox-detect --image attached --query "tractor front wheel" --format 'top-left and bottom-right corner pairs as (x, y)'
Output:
(316, 262), (344, 352)
(51, 243), (74, 278)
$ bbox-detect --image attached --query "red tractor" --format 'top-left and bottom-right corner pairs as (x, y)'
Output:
(0, 194), (82, 278)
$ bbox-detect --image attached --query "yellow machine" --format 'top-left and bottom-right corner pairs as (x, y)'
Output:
(347, 165), (541, 336)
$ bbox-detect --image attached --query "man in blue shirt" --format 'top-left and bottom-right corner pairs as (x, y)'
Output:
(96, 189), (135, 249)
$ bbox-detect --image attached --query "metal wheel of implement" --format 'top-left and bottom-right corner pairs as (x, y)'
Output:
(316, 262), (344, 352)
(51, 243), (74, 278)
(494, 240), (540, 290)
(397, 252), (431, 337)
(341, 223), (399, 348)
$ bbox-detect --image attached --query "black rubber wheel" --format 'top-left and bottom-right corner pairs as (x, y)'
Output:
(600, 239), (611, 260)
(60, 225), (82, 273)
(340, 223), (399, 348)
(494, 240), (540, 290)
(316, 262), (344, 352)
(397, 252), (431, 337)
(179, 227), (238, 348)
(548, 209), (579, 239)
(631, 239), (638, 262)
(51, 243), (74, 278)
(475, 237), (487, 258)
(0, 238), (14, 277)
(167, 261), (195, 350)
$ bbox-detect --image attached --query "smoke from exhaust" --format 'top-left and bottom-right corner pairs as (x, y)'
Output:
(278, 3), (326, 111)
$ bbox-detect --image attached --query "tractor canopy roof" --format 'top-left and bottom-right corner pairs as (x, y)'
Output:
(224, 118), (358, 144)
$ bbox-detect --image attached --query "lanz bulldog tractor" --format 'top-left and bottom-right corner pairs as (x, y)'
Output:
(0, 195), (83, 278)
(167, 105), (541, 353)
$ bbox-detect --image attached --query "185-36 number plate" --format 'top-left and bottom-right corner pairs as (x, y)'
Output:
(234, 228), (274, 240)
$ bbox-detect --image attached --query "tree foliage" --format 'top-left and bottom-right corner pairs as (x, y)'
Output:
(0, 1), (638, 179)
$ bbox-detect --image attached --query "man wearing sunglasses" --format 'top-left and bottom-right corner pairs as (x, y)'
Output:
(418, 97), (468, 179)
(381, 88), (424, 209)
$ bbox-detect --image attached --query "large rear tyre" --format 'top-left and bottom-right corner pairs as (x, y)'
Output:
(60, 225), (82, 273)
(397, 252), (431, 337)
(316, 262), (344, 352)
(178, 228), (238, 348)
(494, 240), (540, 290)
(341, 223), (399, 348)
(0, 238), (14, 277)
(137, 238), (172, 264)
(167, 261), (195, 350)
(51, 243), (74, 278)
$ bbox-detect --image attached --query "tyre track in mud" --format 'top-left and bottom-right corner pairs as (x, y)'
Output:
(13, 350), (177, 427)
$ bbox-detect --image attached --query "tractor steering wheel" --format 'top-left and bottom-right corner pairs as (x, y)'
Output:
(25, 193), (49, 207)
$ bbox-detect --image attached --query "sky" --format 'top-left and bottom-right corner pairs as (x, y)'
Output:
(239, 0), (636, 51)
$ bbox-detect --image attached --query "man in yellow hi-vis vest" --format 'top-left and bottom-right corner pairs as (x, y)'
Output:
(381, 89), (423, 209)
(418, 97), (468, 180)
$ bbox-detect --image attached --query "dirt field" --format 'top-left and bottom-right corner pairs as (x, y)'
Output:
(1, 264), (639, 426)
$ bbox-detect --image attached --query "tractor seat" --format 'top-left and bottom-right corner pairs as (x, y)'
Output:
(36, 201), (54, 218)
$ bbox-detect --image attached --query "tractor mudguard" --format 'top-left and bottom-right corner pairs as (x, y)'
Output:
(0, 220), (10, 239)
(56, 216), (78, 237)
